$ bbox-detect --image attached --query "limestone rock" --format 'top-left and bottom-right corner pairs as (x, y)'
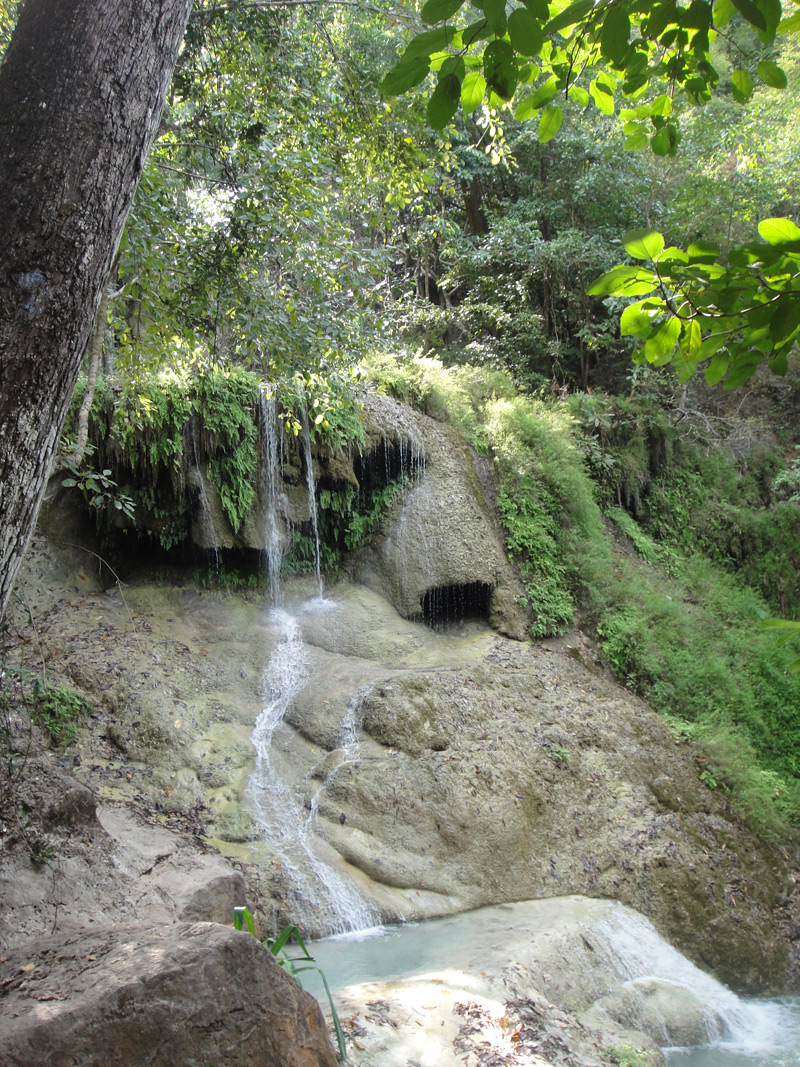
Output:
(0, 922), (337, 1067)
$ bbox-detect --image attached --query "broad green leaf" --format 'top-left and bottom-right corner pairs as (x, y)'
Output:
(730, 69), (754, 103)
(428, 73), (461, 128)
(479, 0), (508, 34)
(624, 228), (665, 260)
(514, 74), (557, 118)
(508, 8), (545, 56)
(462, 17), (492, 45)
(679, 318), (702, 359)
(779, 10), (800, 31)
(723, 353), (761, 387)
(403, 26), (458, 60)
(758, 217), (800, 246)
(587, 265), (658, 296)
(620, 298), (662, 336)
(422, 0), (465, 23)
(769, 350), (789, 375)
(601, 6), (631, 65)
(644, 316), (681, 364)
(484, 39), (517, 99)
(673, 351), (700, 382)
(651, 124), (679, 156)
(712, 0), (736, 25)
(567, 83), (589, 104)
(381, 58), (431, 96)
(730, 0), (767, 30)
(646, 0), (678, 36)
(461, 70), (487, 112)
(624, 131), (650, 151)
(545, 0), (594, 34)
(538, 104), (563, 142)
(687, 240), (720, 263)
(757, 60), (787, 88)
(523, 0), (551, 17)
(590, 77), (615, 114)
(651, 94), (673, 116)
(769, 296), (800, 343)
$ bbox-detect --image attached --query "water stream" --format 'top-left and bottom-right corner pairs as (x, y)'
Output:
(297, 903), (800, 1065)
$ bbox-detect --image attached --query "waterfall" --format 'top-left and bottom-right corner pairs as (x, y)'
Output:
(247, 611), (379, 936)
(259, 388), (289, 604)
(598, 907), (799, 1056)
(299, 407), (324, 599)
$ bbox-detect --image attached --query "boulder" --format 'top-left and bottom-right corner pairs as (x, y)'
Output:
(0, 921), (338, 1067)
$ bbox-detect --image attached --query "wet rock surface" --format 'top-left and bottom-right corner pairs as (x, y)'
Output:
(4, 529), (796, 994)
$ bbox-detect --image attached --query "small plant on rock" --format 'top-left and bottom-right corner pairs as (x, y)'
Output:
(234, 906), (347, 1061)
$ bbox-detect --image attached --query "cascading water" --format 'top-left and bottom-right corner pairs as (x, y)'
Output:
(246, 392), (379, 935)
(259, 387), (289, 605)
(299, 407), (324, 600)
(597, 908), (800, 1064)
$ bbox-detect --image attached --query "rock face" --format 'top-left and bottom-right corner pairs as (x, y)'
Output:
(354, 393), (529, 639)
(0, 758), (245, 948)
(0, 921), (338, 1067)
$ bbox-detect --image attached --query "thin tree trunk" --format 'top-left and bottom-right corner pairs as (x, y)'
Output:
(0, 0), (192, 618)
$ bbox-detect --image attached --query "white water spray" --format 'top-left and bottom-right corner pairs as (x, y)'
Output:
(247, 611), (379, 935)
(299, 408), (324, 599)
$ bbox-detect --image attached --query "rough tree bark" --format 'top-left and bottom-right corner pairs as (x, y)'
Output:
(0, 0), (192, 619)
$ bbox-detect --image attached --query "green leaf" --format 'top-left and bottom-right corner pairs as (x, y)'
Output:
(590, 77), (615, 114)
(730, 68), (754, 103)
(651, 124), (679, 156)
(514, 74), (557, 118)
(624, 131), (650, 150)
(567, 83), (589, 104)
(422, 0), (465, 23)
(403, 26), (458, 60)
(545, 0), (594, 34)
(484, 38), (518, 99)
(461, 70), (487, 112)
(587, 265), (658, 297)
(687, 240), (720, 263)
(769, 296), (800, 343)
(758, 217), (800, 246)
(61, 477), (78, 488)
(462, 17), (492, 44)
(428, 72), (462, 128)
(478, 0), (508, 34)
(730, 0), (767, 30)
(705, 351), (729, 386)
(381, 57), (431, 96)
(757, 60), (787, 88)
(769, 350), (789, 375)
(601, 6), (631, 65)
(523, 0), (550, 17)
(538, 104), (563, 142)
(620, 298), (662, 336)
(712, 0), (736, 25)
(679, 318), (702, 359)
(643, 316), (681, 364)
(646, 0), (678, 36)
(508, 8), (544, 55)
(624, 228), (665, 260)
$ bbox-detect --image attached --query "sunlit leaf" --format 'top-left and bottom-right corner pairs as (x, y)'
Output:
(758, 218), (800, 246)
(538, 104), (563, 142)
(461, 70), (486, 113)
(624, 228), (665, 260)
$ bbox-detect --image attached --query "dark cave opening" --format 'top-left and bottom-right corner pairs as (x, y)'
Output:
(420, 582), (494, 628)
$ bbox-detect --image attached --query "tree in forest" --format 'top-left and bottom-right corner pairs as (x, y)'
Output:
(384, 0), (800, 388)
(0, 0), (192, 619)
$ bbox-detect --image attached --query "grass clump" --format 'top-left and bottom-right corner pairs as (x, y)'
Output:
(31, 680), (90, 747)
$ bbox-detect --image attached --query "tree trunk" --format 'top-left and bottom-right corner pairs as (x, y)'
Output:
(0, 0), (192, 618)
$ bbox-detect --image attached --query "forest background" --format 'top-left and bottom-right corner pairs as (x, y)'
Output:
(3, 0), (800, 846)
